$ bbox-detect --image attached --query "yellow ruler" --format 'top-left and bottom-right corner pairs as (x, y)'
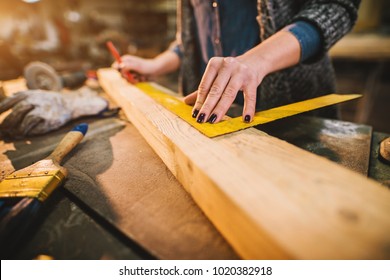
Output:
(136, 83), (361, 138)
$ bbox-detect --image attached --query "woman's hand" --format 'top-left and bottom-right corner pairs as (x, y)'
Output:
(184, 27), (301, 124)
(184, 55), (266, 124)
(112, 55), (155, 83)
(111, 50), (181, 83)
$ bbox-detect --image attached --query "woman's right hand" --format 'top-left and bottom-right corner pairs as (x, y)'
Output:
(112, 55), (157, 83)
(111, 50), (181, 83)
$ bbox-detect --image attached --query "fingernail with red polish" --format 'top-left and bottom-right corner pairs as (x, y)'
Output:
(208, 114), (217, 124)
(244, 115), (251, 123)
(197, 113), (206, 123)
(192, 109), (199, 118)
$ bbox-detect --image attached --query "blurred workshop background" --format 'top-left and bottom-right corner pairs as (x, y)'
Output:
(0, 0), (389, 133)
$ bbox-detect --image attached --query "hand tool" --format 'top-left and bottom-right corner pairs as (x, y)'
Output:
(106, 41), (141, 84)
(0, 123), (88, 257)
(23, 61), (87, 91)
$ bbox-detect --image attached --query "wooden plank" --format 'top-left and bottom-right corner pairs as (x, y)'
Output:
(98, 68), (390, 259)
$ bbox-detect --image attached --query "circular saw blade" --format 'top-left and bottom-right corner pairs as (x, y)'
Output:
(24, 62), (62, 91)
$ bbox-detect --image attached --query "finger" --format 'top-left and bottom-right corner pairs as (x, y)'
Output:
(0, 103), (34, 129)
(183, 91), (197, 106)
(120, 68), (130, 80)
(19, 115), (44, 136)
(196, 57), (237, 123)
(205, 75), (242, 124)
(242, 83), (258, 123)
(0, 92), (27, 114)
(0, 103), (34, 137)
(192, 57), (223, 117)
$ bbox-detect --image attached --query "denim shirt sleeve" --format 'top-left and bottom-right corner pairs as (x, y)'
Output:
(168, 41), (183, 60)
(293, 0), (360, 52)
(287, 20), (322, 63)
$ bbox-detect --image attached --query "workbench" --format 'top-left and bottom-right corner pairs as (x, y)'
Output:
(0, 80), (389, 260)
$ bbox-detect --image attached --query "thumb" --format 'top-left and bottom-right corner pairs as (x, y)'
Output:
(183, 91), (198, 105)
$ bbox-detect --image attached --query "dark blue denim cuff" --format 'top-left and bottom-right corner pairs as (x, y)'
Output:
(170, 44), (183, 60)
(288, 21), (321, 62)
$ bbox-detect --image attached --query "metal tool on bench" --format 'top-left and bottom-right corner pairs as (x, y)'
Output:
(24, 61), (87, 91)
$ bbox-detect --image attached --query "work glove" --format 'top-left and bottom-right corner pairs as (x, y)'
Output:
(0, 86), (108, 138)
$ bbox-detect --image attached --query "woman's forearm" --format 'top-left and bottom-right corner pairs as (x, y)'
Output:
(238, 26), (301, 81)
(151, 50), (181, 76)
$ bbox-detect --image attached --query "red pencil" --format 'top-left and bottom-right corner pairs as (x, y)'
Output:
(106, 41), (138, 84)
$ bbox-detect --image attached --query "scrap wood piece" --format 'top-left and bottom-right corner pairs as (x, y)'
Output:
(98, 68), (390, 260)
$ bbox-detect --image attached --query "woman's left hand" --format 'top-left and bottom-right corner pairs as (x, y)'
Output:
(183, 27), (302, 124)
(184, 55), (265, 124)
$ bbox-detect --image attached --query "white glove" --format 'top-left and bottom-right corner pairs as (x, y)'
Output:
(0, 86), (108, 138)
